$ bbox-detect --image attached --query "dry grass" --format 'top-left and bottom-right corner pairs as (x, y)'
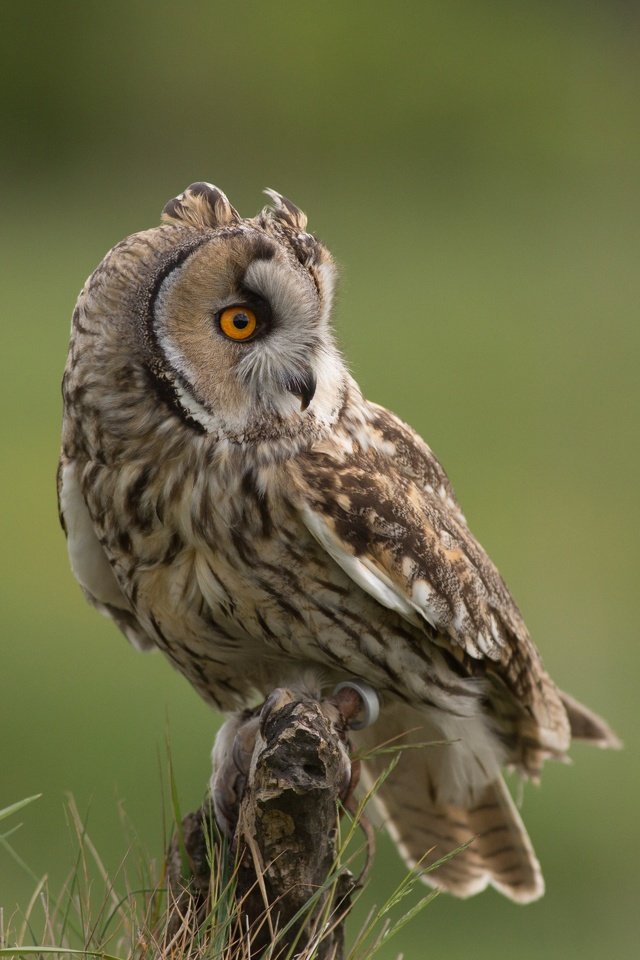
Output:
(0, 760), (456, 960)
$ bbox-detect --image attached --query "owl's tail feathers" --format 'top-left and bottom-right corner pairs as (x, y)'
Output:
(355, 707), (544, 903)
(559, 689), (621, 749)
(364, 764), (543, 903)
(353, 693), (618, 901)
(464, 777), (544, 902)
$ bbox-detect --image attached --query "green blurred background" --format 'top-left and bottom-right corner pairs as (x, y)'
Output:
(1, 1), (638, 956)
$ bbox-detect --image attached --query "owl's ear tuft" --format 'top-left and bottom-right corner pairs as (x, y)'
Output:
(263, 189), (308, 232)
(161, 182), (240, 230)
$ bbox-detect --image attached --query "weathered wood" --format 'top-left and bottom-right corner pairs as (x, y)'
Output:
(166, 687), (368, 959)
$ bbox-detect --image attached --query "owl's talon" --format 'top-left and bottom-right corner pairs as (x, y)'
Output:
(332, 680), (380, 730)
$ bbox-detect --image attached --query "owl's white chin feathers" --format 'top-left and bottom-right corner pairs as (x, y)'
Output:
(184, 343), (349, 445)
(165, 368), (350, 451)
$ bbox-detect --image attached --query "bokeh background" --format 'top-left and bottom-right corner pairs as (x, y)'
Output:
(1, 1), (639, 957)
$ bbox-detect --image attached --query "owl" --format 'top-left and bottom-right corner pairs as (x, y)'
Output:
(58, 182), (618, 903)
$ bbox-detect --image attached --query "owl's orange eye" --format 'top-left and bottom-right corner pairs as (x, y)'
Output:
(219, 306), (258, 341)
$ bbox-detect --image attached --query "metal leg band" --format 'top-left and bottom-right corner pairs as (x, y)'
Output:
(333, 679), (380, 729)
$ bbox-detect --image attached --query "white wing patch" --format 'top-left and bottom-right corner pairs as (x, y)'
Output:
(59, 461), (153, 652)
(59, 461), (126, 607)
(300, 505), (502, 662)
(300, 505), (425, 626)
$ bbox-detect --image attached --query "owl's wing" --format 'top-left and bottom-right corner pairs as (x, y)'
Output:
(57, 457), (155, 652)
(293, 403), (571, 762)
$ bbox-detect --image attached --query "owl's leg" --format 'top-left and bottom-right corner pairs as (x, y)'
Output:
(330, 678), (380, 807)
(212, 681), (381, 837)
(210, 708), (261, 837)
(328, 679), (380, 883)
(332, 679), (380, 730)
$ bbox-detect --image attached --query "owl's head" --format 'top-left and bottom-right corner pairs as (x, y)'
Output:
(71, 182), (348, 452)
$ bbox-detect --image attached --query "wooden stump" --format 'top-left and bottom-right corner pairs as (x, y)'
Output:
(166, 687), (366, 959)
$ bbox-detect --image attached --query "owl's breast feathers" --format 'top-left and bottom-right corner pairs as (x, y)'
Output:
(60, 381), (617, 774)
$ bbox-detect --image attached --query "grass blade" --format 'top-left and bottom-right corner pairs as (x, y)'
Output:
(0, 797), (42, 823)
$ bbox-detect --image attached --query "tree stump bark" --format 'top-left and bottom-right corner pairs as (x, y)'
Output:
(166, 687), (366, 960)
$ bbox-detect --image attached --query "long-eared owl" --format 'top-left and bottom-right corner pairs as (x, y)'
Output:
(58, 182), (619, 901)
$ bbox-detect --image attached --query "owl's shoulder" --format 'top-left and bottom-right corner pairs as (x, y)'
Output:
(296, 398), (466, 530)
(291, 397), (537, 668)
(364, 402), (466, 522)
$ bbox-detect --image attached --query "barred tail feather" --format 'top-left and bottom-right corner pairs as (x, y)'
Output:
(467, 777), (544, 902)
(356, 704), (544, 902)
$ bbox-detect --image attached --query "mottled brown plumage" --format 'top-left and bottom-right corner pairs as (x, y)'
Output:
(59, 181), (619, 903)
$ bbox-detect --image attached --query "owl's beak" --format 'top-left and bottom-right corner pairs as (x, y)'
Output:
(284, 368), (317, 411)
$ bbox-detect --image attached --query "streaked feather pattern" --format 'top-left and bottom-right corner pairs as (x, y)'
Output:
(354, 702), (544, 901)
(59, 182), (619, 903)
